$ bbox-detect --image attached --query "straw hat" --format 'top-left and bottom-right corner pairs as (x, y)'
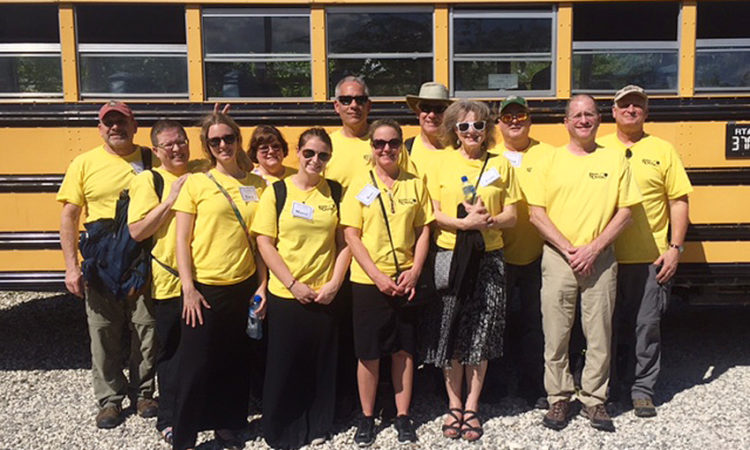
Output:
(405, 82), (453, 113)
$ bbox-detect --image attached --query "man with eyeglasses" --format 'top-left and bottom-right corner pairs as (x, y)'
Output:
(599, 85), (692, 418)
(526, 94), (641, 432)
(127, 120), (191, 444)
(57, 101), (159, 429)
(404, 81), (453, 185)
(326, 75), (412, 191)
(486, 96), (554, 409)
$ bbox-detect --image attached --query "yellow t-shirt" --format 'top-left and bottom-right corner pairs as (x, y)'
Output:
(526, 145), (642, 247)
(56, 145), (150, 222)
(499, 139), (555, 265)
(408, 134), (452, 188)
(599, 133), (694, 263)
(341, 170), (434, 285)
(251, 177), (340, 299)
(127, 168), (181, 300)
(172, 168), (265, 285)
(428, 151), (522, 252)
(325, 128), (415, 191)
(252, 165), (297, 186)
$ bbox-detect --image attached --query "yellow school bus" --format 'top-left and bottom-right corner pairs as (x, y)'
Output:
(1, 0), (748, 304)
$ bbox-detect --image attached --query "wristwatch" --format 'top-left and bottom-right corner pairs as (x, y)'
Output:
(669, 243), (684, 254)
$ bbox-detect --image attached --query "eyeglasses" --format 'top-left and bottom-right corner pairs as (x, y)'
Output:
(372, 138), (402, 150)
(156, 139), (188, 150)
(301, 149), (332, 162)
(456, 121), (486, 133)
(625, 148), (633, 159)
(419, 103), (447, 115)
(337, 95), (369, 106)
(499, 112), (529, 124)
(258, 144), (282, 154)
(207, 134), (237, 148)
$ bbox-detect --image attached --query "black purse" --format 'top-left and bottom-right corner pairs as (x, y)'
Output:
(369, 170), (437, 309)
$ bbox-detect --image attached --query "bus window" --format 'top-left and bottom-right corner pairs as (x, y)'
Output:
(452, 6), (555, 97)
(76, 4), (187, 98)
(203, 8), (312, 99)
(326, 6), (433, 97)
(572, 1), (679, 94)
(0, 4), (62, 98)
(695, 1), (750, 93)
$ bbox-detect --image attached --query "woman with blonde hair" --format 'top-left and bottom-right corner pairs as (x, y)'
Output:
(420, 100), (520, 442)
(172, 112), (267, 450)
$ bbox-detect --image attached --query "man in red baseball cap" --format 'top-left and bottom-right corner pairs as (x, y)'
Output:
(57, 100), (158, 428)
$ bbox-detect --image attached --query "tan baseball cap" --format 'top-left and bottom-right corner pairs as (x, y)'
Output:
(614, 85), (648, 103)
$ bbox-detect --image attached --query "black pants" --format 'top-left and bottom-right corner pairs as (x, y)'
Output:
(262, 293), (338, 449)
(153, 296), (181, 432)
(173, 277), (255, 450)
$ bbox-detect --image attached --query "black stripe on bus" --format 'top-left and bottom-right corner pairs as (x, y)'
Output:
(0, 271), (65, 291)
(686, 224), (750, 241)
(0, 175), (63, 193)
(0, 97), (748, 126)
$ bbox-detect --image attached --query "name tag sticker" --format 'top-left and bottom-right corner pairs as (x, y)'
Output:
(291, 202), (314, 220)
(356, 184), (380, 206)
(503, 151), (523, 168)
(479, 167), (501, 187)
(239, 186), (259, 202)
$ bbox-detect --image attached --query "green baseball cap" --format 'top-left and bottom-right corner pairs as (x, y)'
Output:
(499, 95), (528, 113)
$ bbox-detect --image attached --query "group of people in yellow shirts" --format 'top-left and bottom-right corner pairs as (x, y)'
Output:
(57, 75), (691, 449)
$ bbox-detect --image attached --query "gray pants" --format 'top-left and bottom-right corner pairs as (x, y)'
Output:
(612, 264), (670, 400)
(85, 283), (157, 408)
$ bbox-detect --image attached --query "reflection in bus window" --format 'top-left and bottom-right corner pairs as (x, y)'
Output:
(326, 7), (433, 97)
(452, 7), (554, 97)
(695, 1), (750, 93)
(0, 4), (62, 97)
(572, 2), (679, 94)
(76, 4), (188, 98)
(203, 8), (312, 99)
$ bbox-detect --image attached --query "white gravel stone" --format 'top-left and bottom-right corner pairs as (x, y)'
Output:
(1, 291), (749, 449)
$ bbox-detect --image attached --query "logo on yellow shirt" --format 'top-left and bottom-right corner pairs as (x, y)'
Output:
(588, 172), (609, 179)
(641, 158), (661, 167)
(318, 203), (337, 212)
(398, 198), (418, 205)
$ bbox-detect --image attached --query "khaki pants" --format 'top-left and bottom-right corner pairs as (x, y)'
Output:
(85, 283), (156, 408)
(540, 245), (616, 407)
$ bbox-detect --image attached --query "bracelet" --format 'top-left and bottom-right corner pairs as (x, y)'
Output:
(287, 279), (296, 289)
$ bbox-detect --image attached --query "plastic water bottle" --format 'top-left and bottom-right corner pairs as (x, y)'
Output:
(461, 176), (476, 203)
(246, 295), (262, 340)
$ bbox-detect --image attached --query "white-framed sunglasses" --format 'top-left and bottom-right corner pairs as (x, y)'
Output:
(455, 121), (486, 133)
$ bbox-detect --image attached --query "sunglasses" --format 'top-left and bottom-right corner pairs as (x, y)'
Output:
(301, 149), (332, 162)
(626, 148), (633, 159)
(419, 103), (447, 114)
(258, 143), (283, 154)
(499, 112), (529, 124)
(207, 134), (237, 148)
(456, 121), (486, 133)
(372, 138), (402, 150)
(337, 95), (369, 106)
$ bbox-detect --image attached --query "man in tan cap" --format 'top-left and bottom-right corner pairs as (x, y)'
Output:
(600, 85), (692, 418)
(404, 81), (453, 184)
(57, 101), (158, 428)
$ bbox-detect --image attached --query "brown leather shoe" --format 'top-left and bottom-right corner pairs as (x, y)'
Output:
(633, 397), (657, 418)
(136, 398), (159, 418)
(542, 400), (570, 430)
(581, 403), (615, 432)
(95, 404), (122, 429)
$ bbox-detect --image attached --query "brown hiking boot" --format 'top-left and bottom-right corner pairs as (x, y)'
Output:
(581, 403), (615, 432)
(136, 398), (159, 418)
(542, 400), (570, 430)
(633, 397), (657, 418)
(95, 404), (122, 429)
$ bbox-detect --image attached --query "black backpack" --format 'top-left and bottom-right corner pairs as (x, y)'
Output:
(79, 152), (164, 300)
(272, 178), (342, 221)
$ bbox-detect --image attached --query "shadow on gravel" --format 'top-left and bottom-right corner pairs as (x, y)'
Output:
(0, 293), (90, 371)
(656, 305), (750, 406)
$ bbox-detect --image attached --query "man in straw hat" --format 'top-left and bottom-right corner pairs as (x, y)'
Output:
(404, 82), (453, 184)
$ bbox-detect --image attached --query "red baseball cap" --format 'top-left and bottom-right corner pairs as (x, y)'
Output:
(98, 100), (134, 121)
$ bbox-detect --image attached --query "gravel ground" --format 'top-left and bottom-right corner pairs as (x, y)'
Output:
(1, 290), (749, 449)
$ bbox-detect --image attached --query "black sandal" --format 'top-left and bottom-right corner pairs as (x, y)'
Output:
(441, 408), (463, 439)
(461, 410), (483, 442)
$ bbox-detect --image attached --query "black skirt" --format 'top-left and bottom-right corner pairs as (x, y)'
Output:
(262, 293), (338, 449)
(172, 276), (256, 450)
(351, 282), (417, 360)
